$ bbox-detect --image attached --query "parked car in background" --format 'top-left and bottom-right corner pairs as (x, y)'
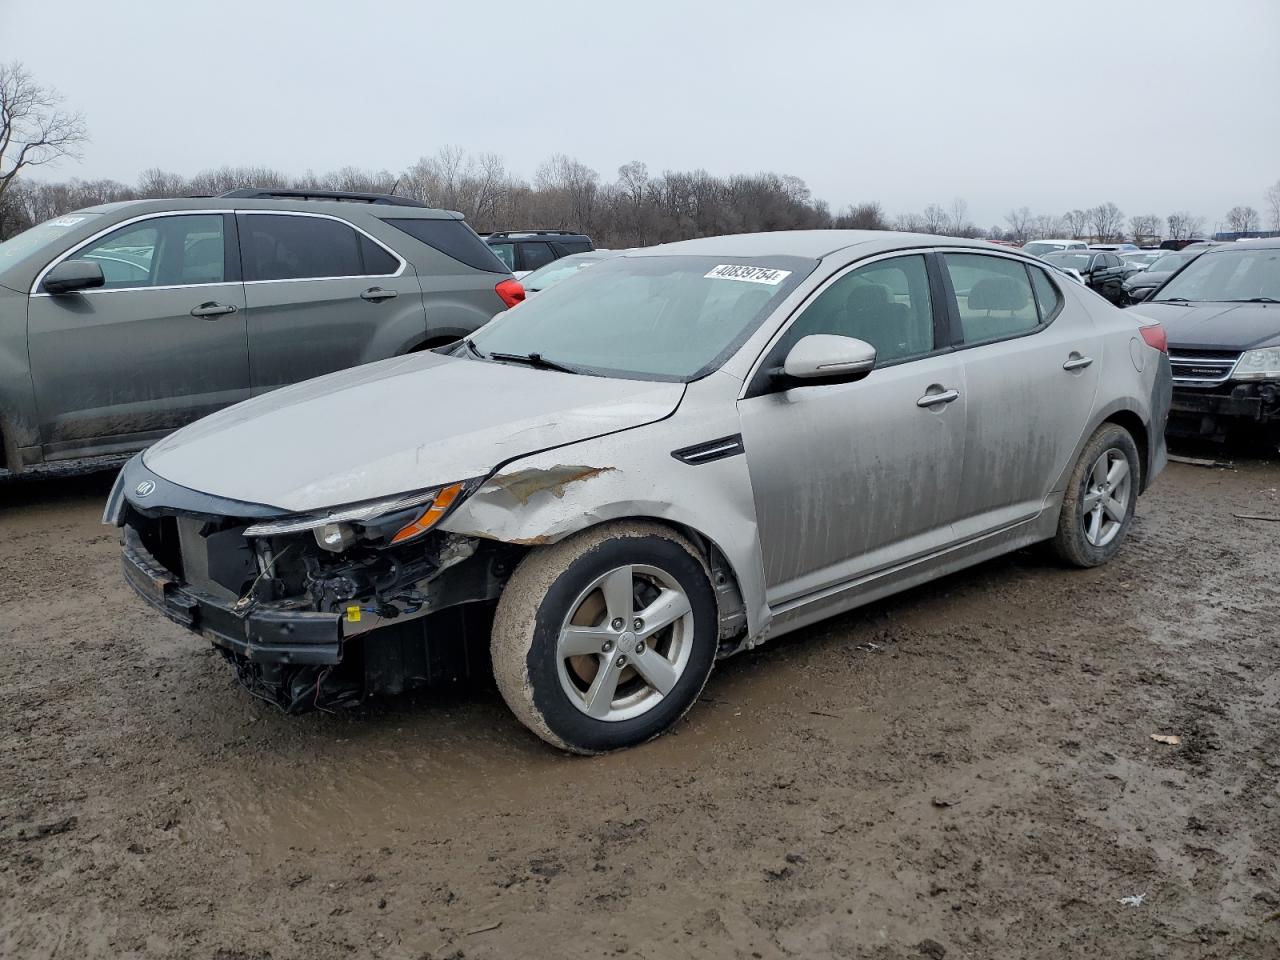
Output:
(521, 249), (624, 295)
(1120, 251), (1166, 270)
(1022, 238), (1088, 257)
(0, 189), (521, 473)
(1159, 238), (1215, 251)
(1122, 247), (1216, 304)
(1088, 243), (1139, 252)
(1042, 250), (1128, 304)
(1130, 239), (1280, 441)
(108, 230), (1170, 753)
(485, 230), (595, 278)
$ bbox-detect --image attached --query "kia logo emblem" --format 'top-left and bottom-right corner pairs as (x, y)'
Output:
(134, 480), (156, 498)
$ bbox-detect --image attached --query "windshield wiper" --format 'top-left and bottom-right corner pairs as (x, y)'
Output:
(488, 351), (578, 374)
(462, 337), (487, 360)
(1154, 297), (1193, 304)
(1225, 297), (1280, 303)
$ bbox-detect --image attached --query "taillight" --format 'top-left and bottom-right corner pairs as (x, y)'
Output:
(1139, 323), (1168, 354)
(496, 278), (525, 309)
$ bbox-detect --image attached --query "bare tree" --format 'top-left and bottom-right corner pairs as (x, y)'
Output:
(920, 203), (949, 234)
(1004, 206), (1034, 244)
(1128, 214), (1161, 244)
(0, 62), (88, 203)
(1225, 205), (1259, 234)
(1166, 210), (1203, 241)
(833, 201), (887, 230)
(1267, 180), (1280, 231)
(1088, 202), (1124, 243)
(1031, 213), (1063, 239)
(1063, 209), (1088, 239)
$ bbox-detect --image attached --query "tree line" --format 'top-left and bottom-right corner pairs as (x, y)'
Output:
(4, 64), (1278, 248)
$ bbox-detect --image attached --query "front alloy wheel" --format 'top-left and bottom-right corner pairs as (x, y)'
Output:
(491, 522), (718, 753)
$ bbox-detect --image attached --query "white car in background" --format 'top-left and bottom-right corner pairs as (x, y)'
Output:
(1023, 238), (1088, 257)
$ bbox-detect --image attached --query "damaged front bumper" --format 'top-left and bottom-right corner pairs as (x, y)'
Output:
(1169, 381), (1280, 434)
(121, 525), (344, 664)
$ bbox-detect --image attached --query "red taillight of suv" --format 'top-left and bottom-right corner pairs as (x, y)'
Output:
(1139, 322), (1168, 353)
(496, 278), (525, 309)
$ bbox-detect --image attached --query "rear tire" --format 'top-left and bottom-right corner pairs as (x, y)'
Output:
(1052, 423), (1141, 568)
(490, 522), (718, 754)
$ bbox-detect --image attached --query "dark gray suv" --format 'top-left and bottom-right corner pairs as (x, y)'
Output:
(0, 189), (523, 472)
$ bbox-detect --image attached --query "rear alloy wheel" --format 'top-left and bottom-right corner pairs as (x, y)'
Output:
(491, 522), (718, 753)
(1052, 423), (1141, 567)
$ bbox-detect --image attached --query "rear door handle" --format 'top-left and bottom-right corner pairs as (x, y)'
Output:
(190, 302), (237, 318)
(361, 287), (398, 302)
(916, 388), (960, 408)
(1063, 355), (1094, 370)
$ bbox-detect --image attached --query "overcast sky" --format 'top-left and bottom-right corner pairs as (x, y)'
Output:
(5, 0), (1279, 228)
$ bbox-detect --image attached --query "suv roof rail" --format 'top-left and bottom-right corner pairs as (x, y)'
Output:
(217, 188), (429, 207)
(485, 229), (586, 239)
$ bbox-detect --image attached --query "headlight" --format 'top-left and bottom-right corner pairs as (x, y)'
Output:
(1233, 347), (1280, 381)
(244, 481), (470, 551)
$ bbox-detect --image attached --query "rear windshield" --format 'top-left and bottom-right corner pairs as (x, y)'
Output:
(1023, 241), (1069, 256)
(1044, 252), (1092, 269)
(383, 218), (509, 273)
(0, 213), (103, 270)
(470, 254), (816, 382)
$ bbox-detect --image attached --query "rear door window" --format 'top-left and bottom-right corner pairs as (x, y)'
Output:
(68, 214), (227, 289)
(519, 242), (557, 272)
(488, 242), (515, 271)
(944, 253), (1040, 344)
(240, 214), (384, 281)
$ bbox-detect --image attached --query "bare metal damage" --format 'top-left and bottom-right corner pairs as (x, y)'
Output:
(441, 372), (766, 648)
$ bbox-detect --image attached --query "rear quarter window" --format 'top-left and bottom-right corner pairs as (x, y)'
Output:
(384, 218), (509, 273)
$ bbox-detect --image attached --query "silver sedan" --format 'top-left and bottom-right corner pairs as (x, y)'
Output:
(109, 231), (1172, 753)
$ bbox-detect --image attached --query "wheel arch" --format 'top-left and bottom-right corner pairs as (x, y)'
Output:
(1101, 408), (1150, 492)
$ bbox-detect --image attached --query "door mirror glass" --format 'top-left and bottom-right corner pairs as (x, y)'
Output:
(42, 259), (105, 294)
(1129, 286), (1154, 302)
(781, 334), (876, 384)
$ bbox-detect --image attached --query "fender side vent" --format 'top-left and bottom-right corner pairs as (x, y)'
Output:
(671, 434), (745, 465)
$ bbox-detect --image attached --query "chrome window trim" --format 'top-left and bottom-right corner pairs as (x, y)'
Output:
(30, 207), (405, 296)
(30, 209), (227, 296)
(235, 209), (405, 282)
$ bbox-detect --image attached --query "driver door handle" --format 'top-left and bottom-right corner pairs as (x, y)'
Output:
(917, 388), (960, 408)
(361, 286), (398, 302)
(190, 301), (237, 318)
(1063, 355), (1094, 370)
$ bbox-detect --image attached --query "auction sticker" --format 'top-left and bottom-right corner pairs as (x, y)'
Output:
(704, 264), (792, 285)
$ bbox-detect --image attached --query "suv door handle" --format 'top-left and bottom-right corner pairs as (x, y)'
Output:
(916, 388), (960, 408)
(1063, 355), (1094, 370)
(190, 302), (237, 318)
(361, 287), (398, 302)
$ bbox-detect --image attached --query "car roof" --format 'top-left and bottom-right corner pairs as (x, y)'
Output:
(72, 197), (464, 220)
(627, 230), (1021, 261)
(1198, 237), (1280, 253)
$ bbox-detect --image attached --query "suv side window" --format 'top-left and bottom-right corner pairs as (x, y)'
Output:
(944, 253), (1039, 344)
(69, 214), (226, 289)
(241, 214), (394, 281)
(776, 254), (935, 366)
(520, 241), (557, 272)
(488, 242), (515, 271)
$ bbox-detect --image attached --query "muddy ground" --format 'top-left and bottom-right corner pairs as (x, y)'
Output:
(1, 448), (1278, 960)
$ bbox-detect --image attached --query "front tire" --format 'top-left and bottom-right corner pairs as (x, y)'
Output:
(491, 522), (718, 754)
(1052, 423), (1141, 567)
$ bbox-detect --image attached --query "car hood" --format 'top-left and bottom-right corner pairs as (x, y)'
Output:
(1125, 269), (1175, 290)
(143, 352), (685, 512)
(1131, 301), (1280, 352)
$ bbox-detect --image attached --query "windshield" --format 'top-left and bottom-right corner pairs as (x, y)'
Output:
(1044, 252), (1092, 269)
(1122, 252), (1162, 266)
(1153, 248), (1280, 302)
(470, 254), (815, 381)
(523, 253), (610, 291)
(1023, 242), (1068, 256)
(1147, 253), (1192, 274)
(0, 212), (102, 270)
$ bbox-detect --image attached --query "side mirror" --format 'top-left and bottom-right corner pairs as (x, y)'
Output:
(778, 334), (876, 386)
(43, 259), (105, 295)
(1129, 287), (1154, 302)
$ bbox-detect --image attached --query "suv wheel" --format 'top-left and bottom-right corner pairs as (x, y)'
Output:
(490, 522), (717, 754)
